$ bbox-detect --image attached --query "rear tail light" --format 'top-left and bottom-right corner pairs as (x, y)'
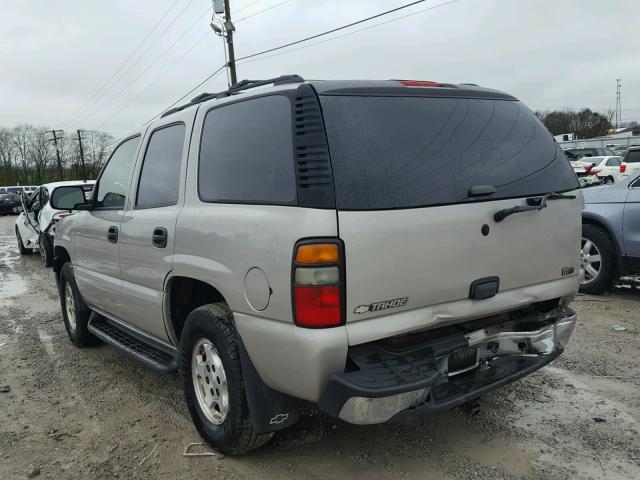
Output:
(588, 169), (601, 176)
(292, 240), (344, 328)
(620, 163), (627, 173)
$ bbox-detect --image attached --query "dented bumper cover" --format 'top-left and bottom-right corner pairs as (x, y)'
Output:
(319, 307), (576, 425)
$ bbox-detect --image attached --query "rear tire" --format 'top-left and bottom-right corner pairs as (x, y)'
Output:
(604, 176), (614, 185)
(39, 234), (53, 268)
(59, 263), (100, 347)
(15, 227), (30, 255)
(180, 303), (273, 455)
(579, 224), (616, 295)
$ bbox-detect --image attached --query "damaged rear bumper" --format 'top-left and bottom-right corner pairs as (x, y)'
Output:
(318, 307), (576, 425)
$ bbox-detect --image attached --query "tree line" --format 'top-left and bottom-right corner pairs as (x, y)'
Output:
(0, 124), (115, 187)
(534, 108), (615, 139)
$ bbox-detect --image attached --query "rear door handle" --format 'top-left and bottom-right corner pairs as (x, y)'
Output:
(152, 227), (168, 248)
(107, 226), (118, 243)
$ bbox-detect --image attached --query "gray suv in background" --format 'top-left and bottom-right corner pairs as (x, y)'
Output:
(51, 76), (581, 454)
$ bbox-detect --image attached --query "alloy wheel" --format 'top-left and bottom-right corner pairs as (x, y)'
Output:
(64, 284), (77, 331)
(580, 237), (602, 285)
(191, 338), (229, 425)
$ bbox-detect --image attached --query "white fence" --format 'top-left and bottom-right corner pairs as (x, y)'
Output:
(558, 136), (640, 150)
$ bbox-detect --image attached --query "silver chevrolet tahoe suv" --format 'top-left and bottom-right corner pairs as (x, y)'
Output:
(51, 76), (581, 454)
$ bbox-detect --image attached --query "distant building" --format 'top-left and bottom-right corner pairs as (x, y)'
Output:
(554, 133), (575, 142)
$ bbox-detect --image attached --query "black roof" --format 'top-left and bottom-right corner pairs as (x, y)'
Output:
(160, 75), (517, 119)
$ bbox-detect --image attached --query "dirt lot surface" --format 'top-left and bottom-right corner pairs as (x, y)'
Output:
(1, 214), (639, 479)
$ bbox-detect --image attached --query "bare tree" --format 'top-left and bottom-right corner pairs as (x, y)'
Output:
(12, 123), (34, 181)
(0, 128), (18, 184)
(29, 127), (52, 183)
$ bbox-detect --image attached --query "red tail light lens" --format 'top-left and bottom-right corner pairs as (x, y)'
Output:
(292, 240), (344, 328)
(620, 163), (627, 173)
(588, 169), (601, 176)
(293, 286), (341, 327)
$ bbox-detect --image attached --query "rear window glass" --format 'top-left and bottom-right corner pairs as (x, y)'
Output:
(626, 150), (640, 163)
(199, 95), (296, 204)
(321, 96), (579, 210)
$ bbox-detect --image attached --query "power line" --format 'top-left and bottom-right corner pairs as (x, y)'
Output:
(144, 0), (459, 128)
(236, 0), (292, 23)
(96, 30), (217, 129)
(101, 0), (460, 132)
(144, 64), (228, 126)
(63, 0), (197, 129)
(237, 0), (460, 66)
(236, 0), (432, 62)
(79, 6), (212, 128)
(59, 0), (182, 126)
(234, 0), (265, 14)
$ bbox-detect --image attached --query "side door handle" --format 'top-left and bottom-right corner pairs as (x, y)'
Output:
(152, 227), (168, 248)
(107, 226), (119, 243)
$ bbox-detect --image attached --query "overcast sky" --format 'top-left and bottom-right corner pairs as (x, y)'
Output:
(1, 0), (639, 137)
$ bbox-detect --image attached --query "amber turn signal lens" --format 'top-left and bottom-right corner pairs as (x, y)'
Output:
(295, 243), (340, 264)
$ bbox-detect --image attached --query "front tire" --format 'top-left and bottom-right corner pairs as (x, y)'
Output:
(579, 224), (616, 294)
(59, 263), (99, 347)
(180, 303), (273, 455)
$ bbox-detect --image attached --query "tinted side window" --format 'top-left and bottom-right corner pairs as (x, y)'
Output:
(136, 124), (186, 208)
(96, 136), (140, 208)
(199, 95), (296, 204)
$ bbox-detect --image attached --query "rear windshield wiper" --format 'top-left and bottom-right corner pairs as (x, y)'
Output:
(494, 192), (576, 223)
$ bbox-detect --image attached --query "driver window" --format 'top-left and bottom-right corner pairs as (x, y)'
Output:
(96, 136), (140, 208)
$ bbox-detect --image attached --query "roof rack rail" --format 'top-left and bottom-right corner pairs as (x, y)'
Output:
(160, 74), (305, 118)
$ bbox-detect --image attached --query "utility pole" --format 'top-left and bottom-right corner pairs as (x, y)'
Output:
(615, 79), (622, 129)
(76, 129), (88, 181)
(223, 0), (237, 85)
(48, 129), (65, 181)
(212, 0), (237, 86)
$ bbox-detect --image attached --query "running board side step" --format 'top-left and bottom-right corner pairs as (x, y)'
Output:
(87, 313), (179, 373)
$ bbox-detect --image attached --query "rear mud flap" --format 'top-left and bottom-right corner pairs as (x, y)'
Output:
(238, 339), (300, 434)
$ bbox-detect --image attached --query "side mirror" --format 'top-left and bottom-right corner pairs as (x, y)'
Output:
(50, 186), (89, 211)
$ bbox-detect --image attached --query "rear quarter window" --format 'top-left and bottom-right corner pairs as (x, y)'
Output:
(320, 95), (579, 210)
(198, 95), (297, 205)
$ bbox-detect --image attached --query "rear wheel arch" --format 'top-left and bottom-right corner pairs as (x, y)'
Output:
(53, 246), (71, 279)
(166, 276), (228, 342)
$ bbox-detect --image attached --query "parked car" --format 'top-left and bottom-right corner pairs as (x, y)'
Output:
(0, 192), (22, 215)
(580, 174), (640, 294)
(0, 186), (26, 194)
(15, 180), (95, 266)
(568, 158), (602, 187)
(51, 77), (580, 455)
(581, 156), (626, 184)
(621, 146), (640, 180)
(565, 147), (615, 159)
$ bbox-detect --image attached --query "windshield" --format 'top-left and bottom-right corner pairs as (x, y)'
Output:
(320, 95), (578, 210)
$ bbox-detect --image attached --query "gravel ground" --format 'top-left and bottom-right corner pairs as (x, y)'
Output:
(1, 214), (639, 480)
